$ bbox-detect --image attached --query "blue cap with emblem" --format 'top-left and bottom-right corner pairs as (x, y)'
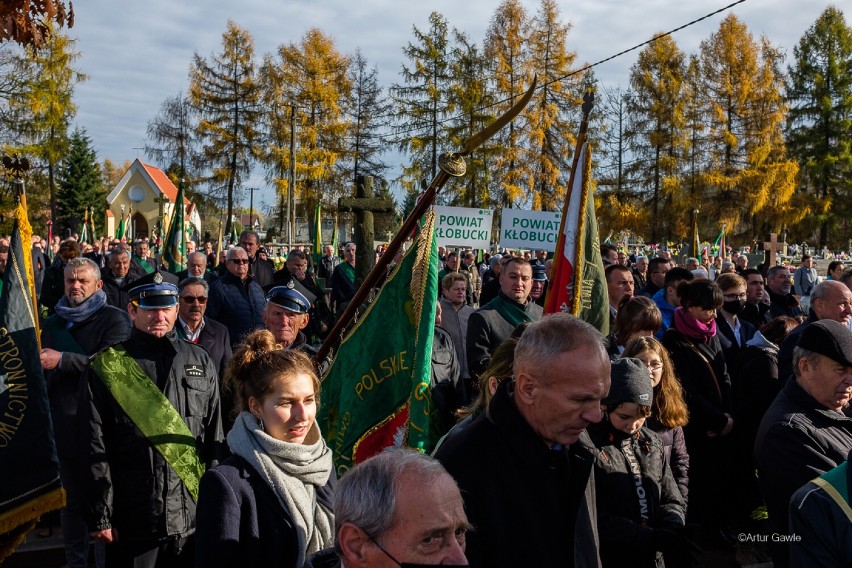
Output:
(266, 286), (310, 314)
(125, 271), (180, 309)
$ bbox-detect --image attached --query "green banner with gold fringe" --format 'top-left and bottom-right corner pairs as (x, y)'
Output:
(318, 212), (439, 477)
(0, 192), (64, 562)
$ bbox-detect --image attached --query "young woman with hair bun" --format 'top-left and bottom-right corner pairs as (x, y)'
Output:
(196, 329), (335, 568)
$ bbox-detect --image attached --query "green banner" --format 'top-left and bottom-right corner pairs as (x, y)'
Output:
(318, 212), (439, 476)
(163, 179), (186, 273)
(90, 345), (205, 501)
(0, 195), (64, 562)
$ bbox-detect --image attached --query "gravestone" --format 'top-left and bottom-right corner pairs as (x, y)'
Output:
(338, 175), (395, 288)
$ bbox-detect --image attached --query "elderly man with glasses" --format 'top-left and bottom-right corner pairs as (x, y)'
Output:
(176, 277), (232, 393)
(207, 246), (266, 349)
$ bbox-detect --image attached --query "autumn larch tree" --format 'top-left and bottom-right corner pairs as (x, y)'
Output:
(446, 29), (496, 208)
(9, 23), (84, 225)
(698, 14), (798, 241)
(625, 34), (689, 243)
(261, 27), (351, 221)
(484, 0), (532, 208)
(525, 0), (582, 211)
(189, 20), (261, 238)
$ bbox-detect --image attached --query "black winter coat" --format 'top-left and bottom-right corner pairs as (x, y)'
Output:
(206, 272), (266, 348)
(175, 316), (232, 387)
(587, 422), (686, 567)
(661, 328), (732, 436)
(777, 310), (819, 385)
(646, 419), (689, 504)
(82, 328), (224, 539)
(195, 454), (335, 568)
(316, 255), (339, 282)
(789, 450), (852, 567)
(100, 265), (146, 310)
(40, 260), (65, 314)
(465, 293), (542, 380)
(434, 379), (601, 568)
(43, 303), (131, 459)
(248, 256), (275, 289)
(329, 263), (356, 312)
(715, 315), (756, 379)
(754, 379), (852, 559)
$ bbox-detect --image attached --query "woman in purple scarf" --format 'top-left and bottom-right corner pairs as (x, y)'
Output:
(661, 278), (737, 544)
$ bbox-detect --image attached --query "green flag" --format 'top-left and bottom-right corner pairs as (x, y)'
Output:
(691, 209), (700, 259)
(313, 203), (322, 267)
(332, 215), (339, 257)
(116, 209), (125, 240)
(544, 141), (609, 334)
(163, 180), (187, 272)
(318, 212), (439, 477)
(0, 192), (64, 561)
(90, 207), (97, 242)
(80, 207), (88, 243)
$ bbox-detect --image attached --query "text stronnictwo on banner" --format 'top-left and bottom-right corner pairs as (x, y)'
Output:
(500, 209), (562, 252)
(433, 206), (493, 249)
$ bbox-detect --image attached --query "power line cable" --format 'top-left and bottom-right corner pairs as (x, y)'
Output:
(386, 0), (749, 141)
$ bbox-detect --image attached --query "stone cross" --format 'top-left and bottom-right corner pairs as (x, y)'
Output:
(338, 175), (395, 287)
(762, 233), (784, 273)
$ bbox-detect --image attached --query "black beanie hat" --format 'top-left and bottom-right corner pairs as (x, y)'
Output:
(604, 357), (653, 407)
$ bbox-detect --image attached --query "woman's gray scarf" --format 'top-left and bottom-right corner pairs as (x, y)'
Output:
(54, 289), (108, 323)
(227, 411), (334, 567)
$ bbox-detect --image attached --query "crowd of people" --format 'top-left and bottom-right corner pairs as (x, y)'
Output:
(2, 229), (852, 568)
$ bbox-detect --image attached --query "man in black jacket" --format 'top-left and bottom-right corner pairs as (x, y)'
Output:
(754, 320), (852, 568)
(175, 278), (232, 388)
(777, 280), (852, 384)
(101, 248), (146, 310)
(766, 265), (804, 319)
(207, 247), (266, 348)
(316, 244), (340, 282)
(330, 242), (358, 315)
(40, 257), (131, 568)
(466, 256), (542, 381)
(175, 251), (218, 284)
(436, 314), (609, 567)
(637, 257), (669, 298)
(270, 249), (331, 342)
(239, 231), (274, 289)
(83, 271), (224, 567)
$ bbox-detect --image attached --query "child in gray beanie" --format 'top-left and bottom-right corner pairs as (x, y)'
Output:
(588, 358), (692, 567)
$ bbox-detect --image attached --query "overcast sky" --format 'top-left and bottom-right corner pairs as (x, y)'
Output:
(69, 0), (834, 210)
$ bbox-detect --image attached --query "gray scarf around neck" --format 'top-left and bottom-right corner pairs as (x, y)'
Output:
(54, 289), (108, 323)
(227, 411), (334, 566)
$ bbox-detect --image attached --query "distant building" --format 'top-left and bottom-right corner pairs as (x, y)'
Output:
(105, 159), (200, 240)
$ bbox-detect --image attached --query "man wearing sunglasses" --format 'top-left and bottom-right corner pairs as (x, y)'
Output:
(207, 246), (266, 349)
(176, 278), (232, 398)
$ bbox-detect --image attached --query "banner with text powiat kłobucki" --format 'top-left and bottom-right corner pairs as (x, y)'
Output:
(433, 206), (493, 249)
(500, 209), (561, 252)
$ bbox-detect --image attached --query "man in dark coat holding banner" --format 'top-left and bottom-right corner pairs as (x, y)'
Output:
(465, 256), (542, 380)
(40, 257), (131, 568)
(82, 271), (224, 567)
